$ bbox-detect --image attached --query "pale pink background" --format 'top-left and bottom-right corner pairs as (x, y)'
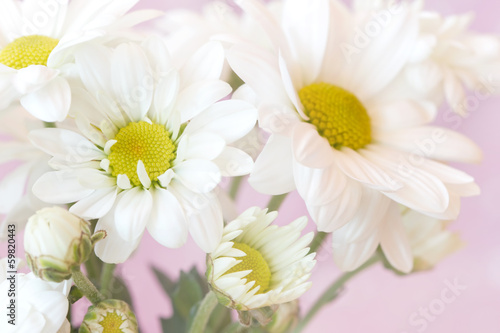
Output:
(2, 0), (500, 332)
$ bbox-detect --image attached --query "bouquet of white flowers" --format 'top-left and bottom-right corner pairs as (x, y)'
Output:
(0, 0), (497, 332)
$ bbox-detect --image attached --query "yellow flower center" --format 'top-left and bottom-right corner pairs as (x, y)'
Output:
(298, 82), (372, 150)
(99, 311), (124, 333)
(225, 242), (271, 294)
(108, 121), (176, 187)
(0, 35), (59, 70)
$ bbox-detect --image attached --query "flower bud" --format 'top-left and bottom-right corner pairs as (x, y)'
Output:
(79, 299), (138, 333)
(24, 206), (92, 282)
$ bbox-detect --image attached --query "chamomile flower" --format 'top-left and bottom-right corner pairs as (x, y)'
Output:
(207, 207), (315, 311)
(227, 0), (481, 272)
(0, 0), (160, 122)
(30, 39), (257, 263)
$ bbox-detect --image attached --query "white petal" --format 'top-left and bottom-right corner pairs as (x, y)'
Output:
(249, 134), (295, 195)
(333, 148), (401, 191)
(184, 100), (257, 144)
(74, 44), (112, 95)
(173, 160), (221, 193)
(373, 126), (483, 164)
(94, 212), (142, 264)
(281, 0), (329, 84)
(227, 44), (290, 105)
(180, 41), (225, 88)
(292, 122), (334, 169)
(0, 163), (30, 213)
(180, 132), (225, 161)
(147, 187), (188, 248)
(178, 80), (232, 123)
(172, 184), (223, 253)
(137, 160), (151, 189)
(380, 203), (413, 273)
(361, 147), (450, 214)
(114, 188), (153, 241)
(13, 65), (58, 94)
(116, 174), (132, 190)
(214, 147), (254, 177)
(444, 73), (466, 115)
(278, 52), (306, 119)
(331, 189), (391, 244)
(20, 77), (70, 122)
(111, 43), (153, 122)
(369, 99), (437, 129)
(27, 290), (68, 333)
(293, 162), (347, 206)
(69, 187), (117, 219)
(307, 180), (362, 233)
(332, 231), (380, 272)
(152, 69), (179, 125)
(32, 171), (94, 204)
(29, 128), (104, 162)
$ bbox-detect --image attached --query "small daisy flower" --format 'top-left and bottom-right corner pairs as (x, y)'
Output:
(30, 39), (257, 262)
(0, 0), (160, 122)
(80, 299), (138, 333)
(227, 0), (481, 272)
(207, 207), (315, 311)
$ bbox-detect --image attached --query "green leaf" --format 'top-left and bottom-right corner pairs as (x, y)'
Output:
(172, 271), (204, 319)
(161, 316), (186, 333)
(152, 266), (176, 298)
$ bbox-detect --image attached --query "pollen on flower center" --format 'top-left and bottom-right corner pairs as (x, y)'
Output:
(98, 311), (124, 333)
(225, 242), (271, 294)
(108, 121), (176, 187)
(0, 35), (59, 70)
(298, 82), (372, 150)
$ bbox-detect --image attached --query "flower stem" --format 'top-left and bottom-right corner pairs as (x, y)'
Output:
(188, 291), (218, 333)
(293, 255), (380, 333)
(229, 176), (244, 200)
(44, 122), (56, 128)
(309, 232), (328, 254)
(267, 193), (288, 212)
(72, 267), (106, 305)
(100, 263), (116, 298)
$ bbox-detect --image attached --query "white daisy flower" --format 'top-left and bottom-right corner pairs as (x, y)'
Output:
(0, 259), (71, 333)
(227, 0), (481, 272)
(0, 0), (160, 122)
(0, 106), (51, 240)
(207, 207), (315, 311)
(29, 39), (257, 263)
